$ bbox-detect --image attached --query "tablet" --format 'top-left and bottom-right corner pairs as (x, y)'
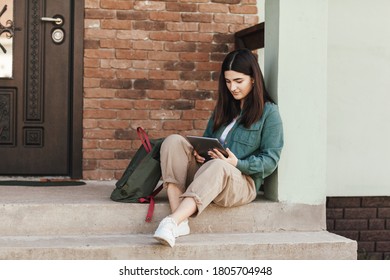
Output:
(186, 136), (228, 160)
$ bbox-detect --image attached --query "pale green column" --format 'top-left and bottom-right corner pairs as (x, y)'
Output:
(264, 0), (328, 204)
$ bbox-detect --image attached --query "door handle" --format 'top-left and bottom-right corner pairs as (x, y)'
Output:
(41, 17), (63, 25)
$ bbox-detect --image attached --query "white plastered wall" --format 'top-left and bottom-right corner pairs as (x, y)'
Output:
(264, 0), (328, 204)
(327, 0), (390, 196)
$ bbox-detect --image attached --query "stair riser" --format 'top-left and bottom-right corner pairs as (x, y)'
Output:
(0, 202), (325, 236)
(0, 242), (356, 260)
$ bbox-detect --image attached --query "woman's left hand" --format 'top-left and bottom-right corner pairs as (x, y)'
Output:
(208, 148), (238, 167)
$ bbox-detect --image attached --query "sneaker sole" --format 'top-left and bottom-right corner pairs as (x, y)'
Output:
(153, 235), (174, 247)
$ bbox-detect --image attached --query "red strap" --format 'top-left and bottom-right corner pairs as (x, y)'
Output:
(138, 184), (164, 222)
(137, 127), (152, 153)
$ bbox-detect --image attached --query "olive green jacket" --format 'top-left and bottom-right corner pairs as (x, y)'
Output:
(203, 102), (284, 191)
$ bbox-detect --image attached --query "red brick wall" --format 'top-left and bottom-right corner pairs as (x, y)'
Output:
(327, 197), (390, 260)
(83, 0), (259, 179)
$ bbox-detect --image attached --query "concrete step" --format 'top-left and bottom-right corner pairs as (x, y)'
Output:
(0, 231), (356, 260)
(0, 181), (326, 236)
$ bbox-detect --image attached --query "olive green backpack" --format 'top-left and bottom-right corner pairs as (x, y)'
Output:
(110, 127), (163, 222)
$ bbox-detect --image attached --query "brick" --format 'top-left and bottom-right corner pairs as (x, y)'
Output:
(83, 139), (98, 149)
(134, 79), (165, 90)
(116, 90), (146, 99)
(369, 219), (385, 230)
(212, 0), (240, 4)
(182, 110), (211, 120)
(150, 11), (181, 22)
(132, 100), (163, 110)
(100, 79), (132, 89)
(146, 90), (180, 100)
(378, 208), (390, 218)
(360, 230), (390, 241)
(116, 30), (149, 40)
(164, 42), (197, 52)
(134, 1), (165, 11)
(214, 14), (244, 24)
(163, 120), (194, 131)
(376, 241), (390, 252)
(161, 100), (194, 110)
(114, 129), (138, 140)
(334, 219), (367, 230)
(362, 197), (390, 207)
(166, 22), (198, 32)
(357, 241), (375, 252)
(84, 130), (115, 139)
(326, 220), (334, 230)
(166, 2), (197, 13)
(84, 49), (115, 59)
(213, 33), (235, 44)
(199, 3), (228, 13)
(149, 31), (181, 42)
(116, 50), (148, 60)
(98, 120), (129, 130)
(148, 51), (179, 61)
(84, 39), (100, 49)
(99, 159), (128, 170)
(100, 0), (133, 10)
(116, 110), (149, 120)
(164, 61), (195, 71)
(85, 9), (116, 19)
(180, 71), (211, 81)
(199, 23), (229, 33)
(83, 109), (117, 120)
(83, 159), (97, 170)
(195, 100), (216, 111)
(194, 120), (209, 130)
(182, 13), (212, 23)
(181, 90), (212, 100)
(117, 11), (148, 21)
(116, 70), (148, 80)
(83, 150), (115, 160)
(99, 140), (132, 150)
(85, 29), (116, 39)
(182, 33), (214, 43)
(133, 21), (165, 31)
(84, 88), (116, 98)
(326, 197), (361, 208)
(387, 219), (390, 229)
(115, 150), (134, 160)
(344, 208), (377, 219)
(133, 41), (164, 51)
(100, 40), (132, 49)
(326, 208), (343, 219)
(150, 110), (181, 120)
(230, 5), (257, 14)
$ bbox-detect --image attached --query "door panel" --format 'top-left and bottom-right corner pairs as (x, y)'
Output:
(0, 0), (81, 176)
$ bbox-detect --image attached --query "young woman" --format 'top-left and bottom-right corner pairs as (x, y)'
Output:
(154, 49), (284, 247)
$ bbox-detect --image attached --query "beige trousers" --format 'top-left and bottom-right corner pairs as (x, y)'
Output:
(160, 134), (257, 216)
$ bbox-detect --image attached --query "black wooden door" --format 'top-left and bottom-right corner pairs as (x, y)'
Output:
(0, 0), (83, 177)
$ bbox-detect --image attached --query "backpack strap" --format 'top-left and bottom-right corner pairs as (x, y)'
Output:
(137, 127), (152, 153)
(139, 183), (164, 222)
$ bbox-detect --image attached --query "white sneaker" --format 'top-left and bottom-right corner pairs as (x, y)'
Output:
(153, 217), (177, 247)
(176, 219), (190, 237)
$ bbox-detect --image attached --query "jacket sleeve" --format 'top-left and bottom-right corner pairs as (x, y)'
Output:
(236, 109), (284, 179)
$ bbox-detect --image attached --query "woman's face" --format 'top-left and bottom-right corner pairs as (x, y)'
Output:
(224, 70), (253, 107)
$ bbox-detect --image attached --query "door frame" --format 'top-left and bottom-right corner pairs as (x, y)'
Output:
(69, 0), (84, 178)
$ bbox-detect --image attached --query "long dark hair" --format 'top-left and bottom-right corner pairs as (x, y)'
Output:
(212, 49), (273, 131)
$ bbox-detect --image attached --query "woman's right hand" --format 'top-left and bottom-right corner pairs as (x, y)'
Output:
(193, 150), (205, 164)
